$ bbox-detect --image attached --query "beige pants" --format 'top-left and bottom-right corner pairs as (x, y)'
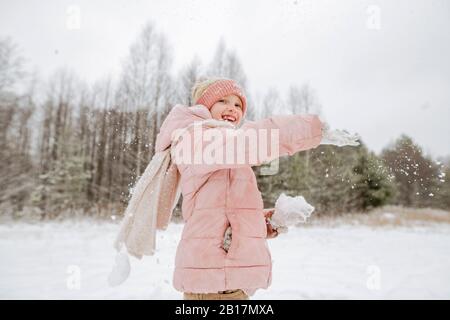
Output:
(183, 289), (249, 300)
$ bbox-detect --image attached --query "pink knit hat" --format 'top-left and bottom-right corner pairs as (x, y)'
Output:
(195, 79), (247, 117)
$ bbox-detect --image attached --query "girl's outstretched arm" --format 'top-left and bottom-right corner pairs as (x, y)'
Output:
(173, 114), (324, 175)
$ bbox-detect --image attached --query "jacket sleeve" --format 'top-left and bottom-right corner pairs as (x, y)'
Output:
(172, 114), (324, 176)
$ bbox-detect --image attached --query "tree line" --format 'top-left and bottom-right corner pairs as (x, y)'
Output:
(0, 22), (448, 220)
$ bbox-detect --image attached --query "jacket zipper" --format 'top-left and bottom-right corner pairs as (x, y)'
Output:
(226, 169), (231, 208)
(225, 168), (231, 291)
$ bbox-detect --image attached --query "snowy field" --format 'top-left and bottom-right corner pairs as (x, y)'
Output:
(0, 218), (449, 299)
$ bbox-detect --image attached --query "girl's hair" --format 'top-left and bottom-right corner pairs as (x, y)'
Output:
(191, 77), (223, 105)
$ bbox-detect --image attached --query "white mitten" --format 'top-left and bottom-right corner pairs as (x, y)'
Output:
(107, 251), (131, 287)
(320, 122), (360, 147)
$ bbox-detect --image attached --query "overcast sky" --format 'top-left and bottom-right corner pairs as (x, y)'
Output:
(1, 0), (449, 159)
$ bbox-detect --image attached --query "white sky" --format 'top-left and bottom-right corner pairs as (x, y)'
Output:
(1, 0), (449, 159)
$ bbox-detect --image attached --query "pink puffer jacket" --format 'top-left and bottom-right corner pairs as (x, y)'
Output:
(154, 104), (323, 296)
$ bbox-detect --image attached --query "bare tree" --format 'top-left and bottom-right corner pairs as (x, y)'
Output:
(286, 83), (323, 176)
(0, 39), (35, 216)
(91, 77), (114, 202)
(41, 68), (78, 165)
(287, 83), (322, 115)
(0, 37), (25, 93)
(0, 37), (26, 150)
(118, 21), (174, 176)
(261, 87), (283, 118)
(206, 38), (255, 120)
(177, 55), (202, 106)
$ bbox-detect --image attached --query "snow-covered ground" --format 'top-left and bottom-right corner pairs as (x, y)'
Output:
(0, 219), (449, 299)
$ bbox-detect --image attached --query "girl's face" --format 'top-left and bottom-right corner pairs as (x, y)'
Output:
(210, 94), (244, 126)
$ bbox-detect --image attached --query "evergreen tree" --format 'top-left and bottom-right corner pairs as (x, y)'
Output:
(352, 144), (396, 211)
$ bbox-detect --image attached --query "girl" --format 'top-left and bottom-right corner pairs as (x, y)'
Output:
(151, 77), (356, 300)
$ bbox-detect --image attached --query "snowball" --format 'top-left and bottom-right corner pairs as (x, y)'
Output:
(271, 193), (315, 230)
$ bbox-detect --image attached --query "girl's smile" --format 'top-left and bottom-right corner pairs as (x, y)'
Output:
(210, 94), (244, 125)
